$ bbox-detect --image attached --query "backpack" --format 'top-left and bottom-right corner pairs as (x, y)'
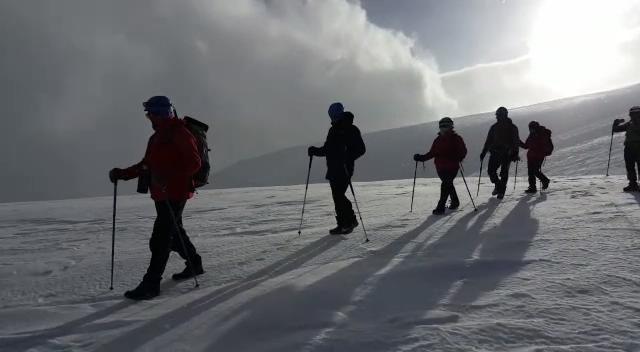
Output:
(543, 127), (554, 156)
(183, 116), (211, 188)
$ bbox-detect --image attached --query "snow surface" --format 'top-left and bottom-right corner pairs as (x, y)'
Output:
(1, 176), (639, 351)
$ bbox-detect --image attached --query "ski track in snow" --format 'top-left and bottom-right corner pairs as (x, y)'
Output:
(0, 176), (639, 351)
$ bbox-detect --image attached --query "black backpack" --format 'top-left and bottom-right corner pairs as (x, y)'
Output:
(543, 128), (554, 156)
(183, 116), (211, 188)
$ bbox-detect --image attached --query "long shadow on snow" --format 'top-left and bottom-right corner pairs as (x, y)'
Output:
(95, 234), (346, 352)
(289, 199), (503, 351)
(0, 280), (181, 351)
(449, 194), (542, 306)
(204, 212), (464, 351)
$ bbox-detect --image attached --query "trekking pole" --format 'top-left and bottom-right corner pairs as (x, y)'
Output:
(540, 157), (546, 192)
(348, 182), (369, 243)
(298, 156), (313, 235)
(459, 164), (478, 211)
(476, 158), (483, 197)
(410, 161), (418, 212)
(166, 200), (199, 288)
(606, 129), (614, 176)
(513, 160), (519, 191)
(344, 166), (369, 243)
(110, 181), (117, 290)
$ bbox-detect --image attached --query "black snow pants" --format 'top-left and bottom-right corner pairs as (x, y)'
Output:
(330, 179), (356, 227)
(436, 169), (459, 209)
(624, 145), (640, 184)
(144, 200), (201, 283)
(488, 152), (512, 194)
(527, 157), (549, 188)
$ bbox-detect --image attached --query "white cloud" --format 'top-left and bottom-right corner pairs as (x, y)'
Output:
(0, 0), (457, 201)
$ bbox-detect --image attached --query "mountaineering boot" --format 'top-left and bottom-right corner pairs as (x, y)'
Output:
(448, 199), (460, 210)
(124, 279), (160, 300)
(541, 178), (550, 190)
(623, 182), (640, 192)
(491, 186), (499, 196)
(172, 255), (204, 281)
(329, 217), (343, 235)
(524, 186), (537, 194)
(432, 207), (446, 215)
(339, 217), (359, 235)
(496, 182), (506, 199)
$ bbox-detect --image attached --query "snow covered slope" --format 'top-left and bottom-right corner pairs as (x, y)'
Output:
(1, 176), (639, 351)
(214, 83), (640, 188)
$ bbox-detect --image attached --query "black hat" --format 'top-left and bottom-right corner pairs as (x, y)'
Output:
(143, 96), (172, 117)
(439, 117), (454, 128)
(496, 106), (508, 118)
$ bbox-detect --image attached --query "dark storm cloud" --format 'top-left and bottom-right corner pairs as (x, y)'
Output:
(0, 0), (455, 202)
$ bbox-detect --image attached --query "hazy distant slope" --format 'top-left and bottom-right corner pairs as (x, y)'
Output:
(213, 83), (639, 188)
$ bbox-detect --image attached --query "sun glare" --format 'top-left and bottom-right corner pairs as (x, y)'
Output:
(529, 0), (634, 95)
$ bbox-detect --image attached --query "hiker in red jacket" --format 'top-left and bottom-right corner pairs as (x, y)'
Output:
(414, 117), (467, 215)
(520, 121), (552, 194)
(109, 96), (204, 300)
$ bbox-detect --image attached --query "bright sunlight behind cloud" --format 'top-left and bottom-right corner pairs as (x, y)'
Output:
(443, 0), (640, 114)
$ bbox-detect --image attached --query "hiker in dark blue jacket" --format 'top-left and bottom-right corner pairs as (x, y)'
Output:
(308, 103), (366, 235)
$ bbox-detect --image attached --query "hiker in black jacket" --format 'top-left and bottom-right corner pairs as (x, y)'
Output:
(613, 106), (640, 192)
(309, 103), (366, 235)
(480, 107), (520, 199)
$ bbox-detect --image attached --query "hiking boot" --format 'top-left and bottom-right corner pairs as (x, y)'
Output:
(172, 256), (204, 281)
(623, 182), (640, 192)
(339, 219), (359, 235)
(496, 192), (505, 199)
(329, 216), (343, 235)
(124, 280), (160, 300)
(525, 187), (537, 194)
(172, 265), (204, 281)
(491, 186), (499, 196)
(541, 179), (550, 190)
(448, 200), (460, 210)
(432, 207), (446, 215)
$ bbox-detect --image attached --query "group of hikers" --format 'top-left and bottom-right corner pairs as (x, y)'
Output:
(108, 96), (640, 300)
(413, 105), (554, 216)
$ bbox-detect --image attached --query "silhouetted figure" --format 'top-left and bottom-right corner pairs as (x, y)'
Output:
(480, 107), (520, 199)
(308, 103), (366, 235)
(109, 96), (204, 300)
(414, 117), (467, 215)
(520, 121), (552, 193)
(613, 106), (640, 192)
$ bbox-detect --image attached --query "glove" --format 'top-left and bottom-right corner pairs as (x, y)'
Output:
(109, 168), (123, 183)
(413, 154), (423, 162)
(480, 151), (486, 161)
(307, 146), (317, 157)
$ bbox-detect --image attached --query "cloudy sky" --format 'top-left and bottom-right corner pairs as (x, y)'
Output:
(2, 0), (640, 202)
